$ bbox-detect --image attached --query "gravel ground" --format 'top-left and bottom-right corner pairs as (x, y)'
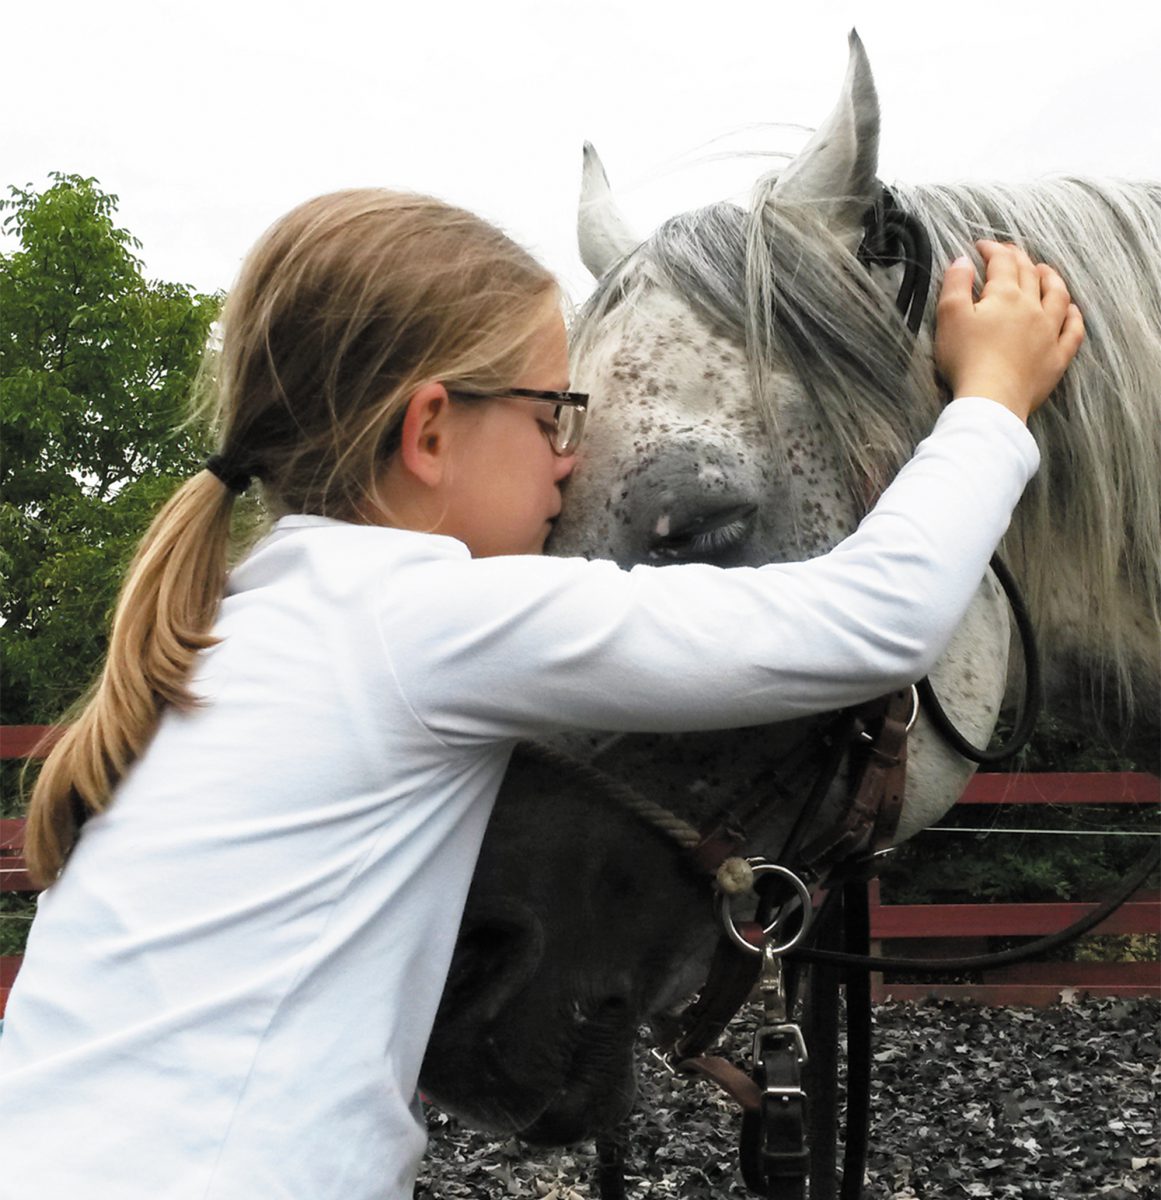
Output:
(416, 997), (1159, 1199)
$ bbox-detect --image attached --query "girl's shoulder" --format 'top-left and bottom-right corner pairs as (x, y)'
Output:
(224, 518), (473, 610)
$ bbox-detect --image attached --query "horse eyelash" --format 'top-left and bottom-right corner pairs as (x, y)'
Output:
(685, 519), (751, 555)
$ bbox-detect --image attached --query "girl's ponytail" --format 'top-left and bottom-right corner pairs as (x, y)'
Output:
(25, 471), (237, 886)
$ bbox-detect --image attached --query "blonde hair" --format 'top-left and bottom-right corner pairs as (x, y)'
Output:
(26, 189), (559, 886)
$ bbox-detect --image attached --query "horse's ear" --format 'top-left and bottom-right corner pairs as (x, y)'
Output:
(578, 142), (641, 279)
(767, 30), (880, 249)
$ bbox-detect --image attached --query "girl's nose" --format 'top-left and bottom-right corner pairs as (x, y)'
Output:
(553, 451), (577, 483)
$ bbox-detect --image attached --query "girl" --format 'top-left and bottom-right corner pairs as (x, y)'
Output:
(0, 190), (1082, 1199)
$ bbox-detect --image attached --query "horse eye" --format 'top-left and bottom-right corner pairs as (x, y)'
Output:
(648, 504), (758, 564)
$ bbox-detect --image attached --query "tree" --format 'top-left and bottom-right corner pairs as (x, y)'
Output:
(1, 174), (221, 726)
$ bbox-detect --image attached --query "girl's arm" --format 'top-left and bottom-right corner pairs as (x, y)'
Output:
(380, 395), (1037, 742)
(380, 242), (1079, 744)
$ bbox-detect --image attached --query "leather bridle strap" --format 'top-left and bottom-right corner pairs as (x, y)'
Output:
(856, 186), (1044, 766)
(595, 1135), (629, 1200)
(689, 689), (912, 894)
(662, 920), (765, 1062)
(649, 692), (902, 1073)
(688, 713), (850, 878)
(638, 695), (912, 1200)
(918, 552), (1043, 763)
(838, 881), (873, 1200)
(796, 688), (912, 871)
(856, 185), (933, 338)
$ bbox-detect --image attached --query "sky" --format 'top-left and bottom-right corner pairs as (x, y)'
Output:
(5, 0), (1159, 305)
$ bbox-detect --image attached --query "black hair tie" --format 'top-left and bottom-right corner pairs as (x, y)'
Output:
(204, 453), (255, 494)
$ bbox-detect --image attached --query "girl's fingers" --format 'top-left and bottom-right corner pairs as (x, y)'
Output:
(976, 239), (1019, 292)
(938, 254), (977, 315)
(1014, 248), (1040, 295)
(1060, 302), (1086, 355)
(1038, 264), (1072, 326)
(991, 241), (1038, 294)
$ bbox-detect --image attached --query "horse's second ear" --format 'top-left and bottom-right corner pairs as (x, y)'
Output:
(765, 29), (881, 249)
(577, 142), (641, 280)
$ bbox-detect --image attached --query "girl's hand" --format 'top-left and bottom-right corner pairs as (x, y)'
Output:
(934, 240), (1085, 422)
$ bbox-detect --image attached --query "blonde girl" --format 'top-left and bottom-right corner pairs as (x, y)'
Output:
(0, 189), (1082, 1199)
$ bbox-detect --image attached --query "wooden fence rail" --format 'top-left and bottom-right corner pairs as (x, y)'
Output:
(868, 771), (1160, 1006)
(2, 728), (1158, 1014)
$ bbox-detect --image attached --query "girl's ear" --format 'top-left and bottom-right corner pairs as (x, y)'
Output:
(399, 383), (453, 487)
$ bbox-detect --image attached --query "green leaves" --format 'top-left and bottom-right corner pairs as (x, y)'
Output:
(0, 174), (222, 726)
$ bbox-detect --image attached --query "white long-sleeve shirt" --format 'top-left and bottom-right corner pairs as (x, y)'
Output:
(0, 398), (1037, 1199)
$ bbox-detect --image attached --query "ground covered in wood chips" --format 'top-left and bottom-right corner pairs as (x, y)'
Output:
(416, 997), (1159, 1199)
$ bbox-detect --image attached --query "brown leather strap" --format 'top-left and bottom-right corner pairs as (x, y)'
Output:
(867, 691), (909, 853)
(797, 690), (910, 871)
(666, 920), (764, 1061)
(687, 714), (849, 880)
(679, 1054), (764, 1111)
(689, 825), (748, 877)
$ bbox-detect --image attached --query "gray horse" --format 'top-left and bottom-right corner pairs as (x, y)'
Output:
(421, 32), (1160, 1143)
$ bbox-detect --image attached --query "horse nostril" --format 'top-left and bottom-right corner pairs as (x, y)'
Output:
(596, 976), (636, 1022)
(441, 908), (545, 1023)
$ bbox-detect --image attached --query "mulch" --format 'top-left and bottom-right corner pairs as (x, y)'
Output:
(416, 996), (1160, 1199)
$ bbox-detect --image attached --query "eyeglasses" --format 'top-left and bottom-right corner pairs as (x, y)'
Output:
(447, 387), (589, 456)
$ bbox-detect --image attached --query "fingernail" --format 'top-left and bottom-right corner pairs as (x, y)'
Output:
(951, 255), (972, 267)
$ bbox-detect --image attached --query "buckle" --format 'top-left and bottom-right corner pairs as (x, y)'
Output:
(753, 1022), (809, 1067)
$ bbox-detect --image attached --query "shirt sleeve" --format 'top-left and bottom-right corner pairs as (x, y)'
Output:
(379, 396), (1039, 744)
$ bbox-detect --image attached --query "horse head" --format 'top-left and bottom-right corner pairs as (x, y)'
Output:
(557, 29), (1011, 841)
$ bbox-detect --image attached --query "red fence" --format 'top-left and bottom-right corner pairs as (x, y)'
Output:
(869, 771), (1160, 1006)
(2, 727), (1158, 1014)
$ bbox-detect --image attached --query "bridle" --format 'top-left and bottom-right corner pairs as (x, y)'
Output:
(582, 186), (1159, 1199)
(856, 187), (1045, 765)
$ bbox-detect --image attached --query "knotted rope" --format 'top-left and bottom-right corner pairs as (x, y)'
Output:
(517, 742), (757, 896)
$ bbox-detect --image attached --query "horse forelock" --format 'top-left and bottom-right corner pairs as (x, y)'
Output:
(572, 176), (1161, 713)
(573, 196), (941, 506)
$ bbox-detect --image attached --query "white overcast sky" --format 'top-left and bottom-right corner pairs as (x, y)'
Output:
(5, 0), (1159, 304)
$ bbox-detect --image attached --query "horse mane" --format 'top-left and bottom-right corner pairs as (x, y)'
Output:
(573, 176), (1161, 710)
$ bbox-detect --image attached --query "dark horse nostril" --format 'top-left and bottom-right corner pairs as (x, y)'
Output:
(596, 976), (635, 1021)
(440, 905), (546, 1024)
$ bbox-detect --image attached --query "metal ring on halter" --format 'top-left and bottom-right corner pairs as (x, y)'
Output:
(904, 684), (920, 733)
(859, 684), (920, 744)
(717, 863), (814, 957)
